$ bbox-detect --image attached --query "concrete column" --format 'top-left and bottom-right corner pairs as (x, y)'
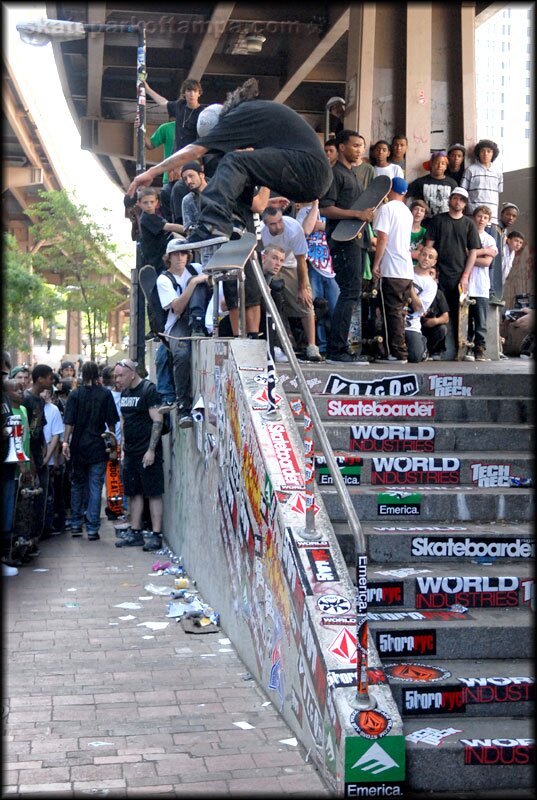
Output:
(65, 310), (82, 357)
(405, 3), (433, 179)
(344, 3), (376, 145)
(461, 2), (477, 152)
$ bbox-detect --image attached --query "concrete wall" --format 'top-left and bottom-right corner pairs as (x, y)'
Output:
(162, 338), (404, 795)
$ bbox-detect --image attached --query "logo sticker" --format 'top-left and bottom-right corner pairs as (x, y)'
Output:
(327, 628), (357, 665)
(317, 594), (352, 614)
(376, 631), (436, 656)
(372, 456), (460, 486)
(384, 663), (452, 682)
(377, 490), (421, 516)
(406, 727), (463, 746)
(306, 547), (339, 582)
(351, 424), (435, 453)
(428, 375), (472, 397)
(345, 737), (405, 781)
(324, 373), (419, 397)
(350, 708), (393, 739)
(411, 536), (534, 559)
(314, 454), (362, 486)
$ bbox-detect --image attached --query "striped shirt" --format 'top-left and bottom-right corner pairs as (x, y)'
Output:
(460, 163), (503, 224)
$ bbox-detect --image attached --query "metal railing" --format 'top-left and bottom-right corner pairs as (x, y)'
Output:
(247, 251), (376, 709)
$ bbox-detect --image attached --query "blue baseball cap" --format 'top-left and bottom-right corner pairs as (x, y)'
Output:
(391, 177), (408, 195)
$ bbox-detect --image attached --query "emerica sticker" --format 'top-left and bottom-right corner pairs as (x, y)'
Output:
(378, 490), (421, 516)
(314, 454), (362, 486)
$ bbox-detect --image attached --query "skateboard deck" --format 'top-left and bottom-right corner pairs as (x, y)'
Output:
(101, 431), (124, 519)
(331, 176), (392, 242)
(456, 288), (477, 360)
(202, 233), (257, 274)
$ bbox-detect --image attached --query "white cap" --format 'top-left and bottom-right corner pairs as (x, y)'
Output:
(450, 187), (469, 199)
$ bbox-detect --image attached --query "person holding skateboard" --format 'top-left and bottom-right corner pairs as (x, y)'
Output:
(319, 129), (376, 363)
(127, 78), (332, 251)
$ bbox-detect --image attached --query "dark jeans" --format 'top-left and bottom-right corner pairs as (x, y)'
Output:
(167, 283), (208, 410)
(468, 296), (488, 350)
(405, 330), (428, 362)
(380, 277), (413, 359)
(159, 180), (175, 223)
(440, 281), (462, 351)
(36, 464), (49, 541)
(197, 149), (332, 237)
(328, 240), (363, 354)
(422, 323), (448, 355)
(70, 460), (107, 533)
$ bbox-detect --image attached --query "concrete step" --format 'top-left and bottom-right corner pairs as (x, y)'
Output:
(312, 450), (532, 487)
(277, 360), (533, 398)
(319, 485), (533, 523)
(378, 658), (534, 720)
(354, 561), (534, 611)
(291, 393), (533, 424)
(305, 421), (533, 452)
(403, 715), (534, 792)
(367, 606), (533, 660)
(335, 520), (534, 565)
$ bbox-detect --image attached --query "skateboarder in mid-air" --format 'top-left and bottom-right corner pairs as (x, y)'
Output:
(127, 78), (333, 255)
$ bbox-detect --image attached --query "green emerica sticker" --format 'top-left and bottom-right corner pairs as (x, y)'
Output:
(345, 735), (406, 783)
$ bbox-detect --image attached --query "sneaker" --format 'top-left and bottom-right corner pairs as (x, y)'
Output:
(70, 526), (83, 537)
(143, 534), (163, 552)
(520, 353), (532, 359)
(115, 527), (131, 539)
(2, 563), (18, 577)
(377, 354), (408, 364)
(463, 353), (475, 362)
(430, 354), (442, 361)
(499, 352), (509, 360)
(326, 350), (358, 363)
(475, 351), (490, 362)
(305, 344), (323, 362)
(185, 229), (229, 250)
(114, 530), (144, 548)
(87, 532), (100, 541)
(190, 325), (207, 338)
(158, 401), (177, 415)
(273, 347), (289, 363)
(178, 413), (194, 429)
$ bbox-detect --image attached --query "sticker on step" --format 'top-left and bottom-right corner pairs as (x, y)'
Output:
(402, 685), (466, 715)
(323, 372), (419, 397)
(314, 454), (363, 486)
(351, 424), (436, 452)
(376, 630), (436, 656)
(406, 726), (462, 746)
(458, 676), (534, 704)
(372, 457), (460, 486)
(411, 535), (534, 559)
(345, 735), (406, 791)
(377, 490), (421, 516)
(415, 575), (521, 609)
(470, 462), (511, 487)
(327, 398), (435, 418)
(368, 581), (405, 606)
(428, 375), (472, 397)
(328, 667), (387, 689)
(384, 662), (452, 683)
(460, 738), (535, 766)
(349, 708), (393, 739)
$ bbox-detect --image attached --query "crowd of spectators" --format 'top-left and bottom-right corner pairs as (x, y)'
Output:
(2, 355), (168, 576)
(125, 77), (529, 377)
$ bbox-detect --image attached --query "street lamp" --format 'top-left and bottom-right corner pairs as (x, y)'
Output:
(17, 17), (147, 368)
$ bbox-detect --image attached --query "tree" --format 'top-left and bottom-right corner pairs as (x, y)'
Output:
(3, 233), (63, 358)
(25, 189), (128, 361)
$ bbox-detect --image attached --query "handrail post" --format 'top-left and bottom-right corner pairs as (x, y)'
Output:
(249, 251), (375, 708)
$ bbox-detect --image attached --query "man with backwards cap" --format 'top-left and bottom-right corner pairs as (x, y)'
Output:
(371, 177), (415, 364)
(128, 78), (332, 253)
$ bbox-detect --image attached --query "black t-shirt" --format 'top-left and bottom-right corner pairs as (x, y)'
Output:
(22, 390), (46, 469)
(139, 211), (171, 271)
(195, 100), (326, 158)
(63, 384), (119, 464)
(423, 286), (450, 320)
(425, 213), (481, 287)
(167, 99), (203, 152)
(120, 380), (162, 459)
(319, 161), (365, 240)
(407, 176), (458, 218)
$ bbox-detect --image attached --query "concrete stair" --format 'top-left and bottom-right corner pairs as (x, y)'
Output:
(280, 361), (534, 796)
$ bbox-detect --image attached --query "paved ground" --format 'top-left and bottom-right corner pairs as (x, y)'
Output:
(3, 519), (329, 797)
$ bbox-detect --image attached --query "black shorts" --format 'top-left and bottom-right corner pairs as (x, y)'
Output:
(222, 259), (262, 310)
(122, 455), (164, 498)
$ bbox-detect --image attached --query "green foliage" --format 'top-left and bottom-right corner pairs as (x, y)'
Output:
(24, 189), (128, 360)
(3, 233), (63, 354)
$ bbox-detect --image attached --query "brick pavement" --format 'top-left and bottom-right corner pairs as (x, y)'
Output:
(3, 518), (329, 797)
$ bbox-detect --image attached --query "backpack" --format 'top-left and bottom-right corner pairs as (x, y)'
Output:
(140, 379), (171, 435)
(140, 265), (198, 340)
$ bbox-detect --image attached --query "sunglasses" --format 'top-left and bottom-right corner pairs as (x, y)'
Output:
(117, 360), (138, 371)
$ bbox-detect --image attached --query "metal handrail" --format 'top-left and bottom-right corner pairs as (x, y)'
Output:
(248, 251), (375, 709)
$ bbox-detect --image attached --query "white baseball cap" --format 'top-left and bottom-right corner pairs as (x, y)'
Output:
(450, 187), (469, 199)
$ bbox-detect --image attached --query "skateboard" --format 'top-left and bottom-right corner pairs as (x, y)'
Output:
(456, 287), (476, 360)
(12, 484), (44, 558)
(348, 287), (384, 356)
(139, 264), (163, 336)
(201, 233), (257, 335)
(101, 431), (124, 520)
(331, 176), (392, 242)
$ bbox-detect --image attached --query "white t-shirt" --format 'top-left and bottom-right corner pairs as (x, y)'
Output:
(43, 401), (64, 465)
(502, 243), (516, 284)
(260, 216), (308, 269)
(469, 229), (496, 298)
(156, 263), (203, 334)
(374, 164), (404, 180)
(405, 272), (438, 333)
(374, 200), (414, 279)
